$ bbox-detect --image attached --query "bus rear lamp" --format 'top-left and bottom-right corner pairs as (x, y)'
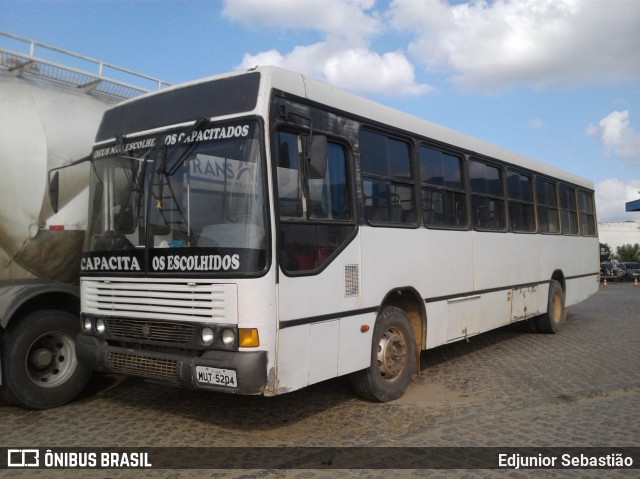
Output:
(201, 327), (215, 346)
(238, 328), (260, 348)
(96, 318), (106, 334)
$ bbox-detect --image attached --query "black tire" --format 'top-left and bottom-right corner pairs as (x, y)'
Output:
(349, 306), (416, 402)
(1, 309), (91, 409)
(535, 280), (566, 334)
(520, 317), (539, 333)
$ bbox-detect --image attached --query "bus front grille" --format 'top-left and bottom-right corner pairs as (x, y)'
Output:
(107, 352), (179, 383)
(106, 318), (195, 343)
(82, 279), (237, 323)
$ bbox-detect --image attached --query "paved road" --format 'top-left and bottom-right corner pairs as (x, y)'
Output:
(1, 283), (638, 478)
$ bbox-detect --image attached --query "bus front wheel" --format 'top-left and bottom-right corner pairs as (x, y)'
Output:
(1, 310), (91, 409)
(350, 306), (416, 402)
(536, 280), (566, 334)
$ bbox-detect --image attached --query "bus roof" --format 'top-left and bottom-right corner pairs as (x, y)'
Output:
(103, 66), (594, 190)
(264, 67), (592, 190)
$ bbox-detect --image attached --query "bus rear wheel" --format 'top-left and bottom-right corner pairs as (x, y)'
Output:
(350, 306), (416, 402)
(535, 280), (566, 334)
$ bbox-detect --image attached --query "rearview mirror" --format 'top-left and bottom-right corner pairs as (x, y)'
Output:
(47, 154), (92, 214)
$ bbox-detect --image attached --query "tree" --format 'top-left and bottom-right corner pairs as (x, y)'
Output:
(616, 243), (640, 263)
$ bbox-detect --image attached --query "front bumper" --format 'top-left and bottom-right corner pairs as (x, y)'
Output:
(76, 334), (267, 395)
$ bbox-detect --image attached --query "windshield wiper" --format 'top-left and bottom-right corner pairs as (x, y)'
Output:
(152, 140), (196, 246)
(163, 117), (209, 176)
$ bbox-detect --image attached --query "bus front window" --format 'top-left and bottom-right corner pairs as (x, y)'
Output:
(86, 120), (268, 274)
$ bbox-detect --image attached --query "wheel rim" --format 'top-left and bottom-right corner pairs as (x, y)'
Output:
(550, 290), (563, 323)
(26, 331), (78, 388)
(376, 327), (408, 382)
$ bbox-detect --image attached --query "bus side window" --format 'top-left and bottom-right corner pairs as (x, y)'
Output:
(536, 178), (560, 234)
(469, 159), (506, 230)
(276, 131), (304, 218)
(360, 129), (416, 226)
(578, 190), (596, 236)
(275, 130), (354, 272)
(420, 145), (467, 228)
(559, 184), (579, 235)
(507, 169), (535, 232)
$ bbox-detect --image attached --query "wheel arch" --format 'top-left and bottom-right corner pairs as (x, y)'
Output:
(551, 269), (566, 293)
(1, 282), (80, 331)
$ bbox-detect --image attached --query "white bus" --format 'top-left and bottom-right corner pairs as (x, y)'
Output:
(67, 67), (599, 402)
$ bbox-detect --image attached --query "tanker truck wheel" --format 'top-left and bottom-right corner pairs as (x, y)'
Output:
(1, 309), (91, 409)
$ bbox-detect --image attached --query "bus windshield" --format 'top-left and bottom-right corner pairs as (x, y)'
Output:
(85, 119), (267, 274)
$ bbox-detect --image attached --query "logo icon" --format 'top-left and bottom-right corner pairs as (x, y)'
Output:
(7, 449), (39, 467)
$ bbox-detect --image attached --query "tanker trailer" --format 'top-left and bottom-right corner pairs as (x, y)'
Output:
(0, 31), (168, 409)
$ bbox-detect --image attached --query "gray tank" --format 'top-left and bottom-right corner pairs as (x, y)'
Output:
(0, 72), (112, 282)
(0, 31), (168, 409)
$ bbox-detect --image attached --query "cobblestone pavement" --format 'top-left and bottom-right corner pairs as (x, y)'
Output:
(1, 283), (638, 478)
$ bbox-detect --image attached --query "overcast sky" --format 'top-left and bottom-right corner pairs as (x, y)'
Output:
(2, 0), (639, 222)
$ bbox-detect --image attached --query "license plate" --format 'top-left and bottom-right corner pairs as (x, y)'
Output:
(196, 366), (237, 388)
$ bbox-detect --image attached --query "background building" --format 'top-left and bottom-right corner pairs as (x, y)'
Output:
(598, 221), (640, 256)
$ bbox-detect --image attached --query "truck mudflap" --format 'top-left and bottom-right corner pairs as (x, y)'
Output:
(76, 334), (267, 395)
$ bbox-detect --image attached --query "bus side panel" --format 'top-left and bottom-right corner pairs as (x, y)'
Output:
(276, 325), (311, 393)
(428, 289), (525, 347)
(309, 320), (339, 385)
(538, 234), (598, 305)
(570, 235), (599, 306)
(276, 237), (366, 392)
(275, 314), (375, 393)
(361, 227), (473, 351)
(337, 314), (373, 375)
(566, 275), (598, 307)
(277, 239), (363, 321)
(511, 284), (543, 322)
(473, 232), (540, 291)
(237, 274), (279, 391)
(425, 302), (448, 349)
(477, 290), (515, 334)
(360, 227), (474, 305)
(445, 295), (481, 341)
(538, 235), (577, 281)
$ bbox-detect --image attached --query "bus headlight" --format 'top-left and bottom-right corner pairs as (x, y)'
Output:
(83, 317), (93, 333)
(201, 327), (215, 346)
(221, 328), (235, 347)
(96, 318), (106, 334)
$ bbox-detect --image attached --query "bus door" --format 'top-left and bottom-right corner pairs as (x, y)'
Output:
(273, 130), (367, 391)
